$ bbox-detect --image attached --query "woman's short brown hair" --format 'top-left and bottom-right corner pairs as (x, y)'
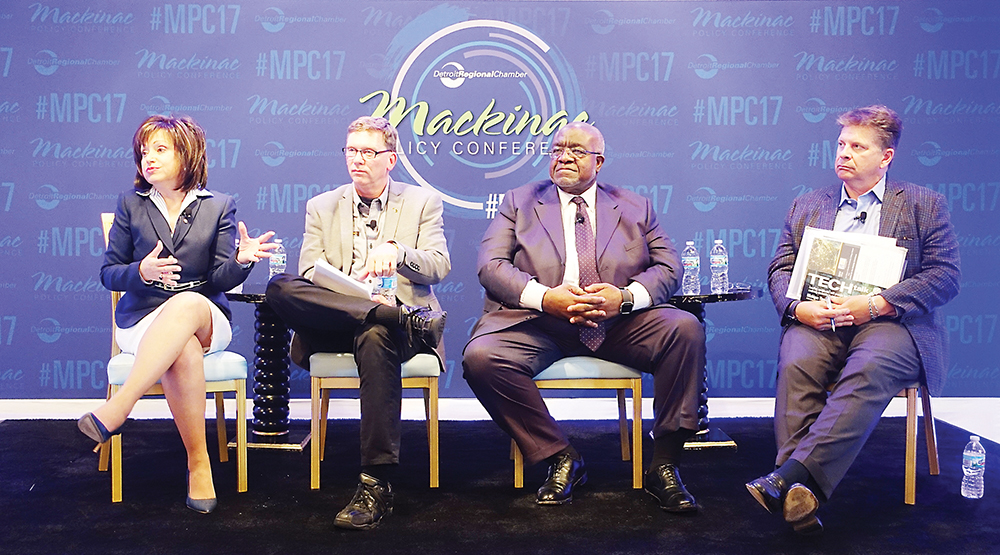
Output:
(132, 114), (208, 192)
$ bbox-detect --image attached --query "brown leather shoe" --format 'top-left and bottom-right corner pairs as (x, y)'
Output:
(784, 483), (823, 535)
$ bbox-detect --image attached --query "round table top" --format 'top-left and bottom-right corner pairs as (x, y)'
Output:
(228, 286), (764, 306)
(225, 292), (266, 304)
(668, 285), (763, 305)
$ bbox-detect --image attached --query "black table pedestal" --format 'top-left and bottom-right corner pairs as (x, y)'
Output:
(251, 301), (291, 438)
(226, 292), (309, 451)
(668, 287), (762, 450)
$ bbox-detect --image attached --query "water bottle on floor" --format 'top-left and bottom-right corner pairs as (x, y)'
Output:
(681, 241), (700, 295)
(962, 435), (986, 499)
(710, 239), (729, 294)
(269, 239), (286, 279)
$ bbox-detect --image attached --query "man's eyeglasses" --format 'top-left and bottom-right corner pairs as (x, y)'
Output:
(343, 147), (393, 161)
(546, 147), (603, 160)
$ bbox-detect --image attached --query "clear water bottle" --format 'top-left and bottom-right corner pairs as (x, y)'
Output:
(228, 237), (243, 293)
(962, 435), (986, 499)
(710, 239), (729, 294)
(269, 238), (286, 279)
(681, 240), (700, 295)
(371, 274), (397, 306)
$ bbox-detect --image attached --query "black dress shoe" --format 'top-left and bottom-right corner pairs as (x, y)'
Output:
(334, 473), (394, 530)
(401, 305), (447, 350)
(644, 464), (698, 513)
(784, 483), (823, 535)
(536, 454), (587, 505)
(745, 471), (787, 514)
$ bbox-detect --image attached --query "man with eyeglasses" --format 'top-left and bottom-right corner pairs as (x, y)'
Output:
(266, 116), (450, 530)
(463, 122), (706, 512)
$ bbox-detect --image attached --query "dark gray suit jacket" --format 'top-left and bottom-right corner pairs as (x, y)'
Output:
(470, 179), (681, 341)
(768, 180), (961, 395)
(101, 190), (251, 328)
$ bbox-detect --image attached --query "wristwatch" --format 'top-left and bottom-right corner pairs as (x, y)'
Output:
(619, 287), (634, 315)
(787, 300), (800, 322)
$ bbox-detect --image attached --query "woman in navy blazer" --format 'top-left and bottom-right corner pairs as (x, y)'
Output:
(78, 115), (275, 513)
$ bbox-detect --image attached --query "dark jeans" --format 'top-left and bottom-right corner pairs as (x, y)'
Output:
(267, 274), (418, 466)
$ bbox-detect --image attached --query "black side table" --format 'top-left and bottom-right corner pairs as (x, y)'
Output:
(226, 292), (308, 451)
(667, 286), (763, 450)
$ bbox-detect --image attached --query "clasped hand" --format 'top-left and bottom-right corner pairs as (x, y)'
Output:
(794, 296), (864, 331)
(542, 283), (623, 328)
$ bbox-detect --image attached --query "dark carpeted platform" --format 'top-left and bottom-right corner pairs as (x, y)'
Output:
(1, 416), (996, 554)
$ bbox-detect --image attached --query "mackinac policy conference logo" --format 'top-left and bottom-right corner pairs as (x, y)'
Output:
(359, 16), (587, 218)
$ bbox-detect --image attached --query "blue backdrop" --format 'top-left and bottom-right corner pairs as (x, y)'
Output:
(1, 0), (997, 399)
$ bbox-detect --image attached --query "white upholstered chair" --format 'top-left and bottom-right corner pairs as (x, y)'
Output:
(97, 212), (248, 502)
(511, 356), (643, 489)
(308, 352), (441, 489)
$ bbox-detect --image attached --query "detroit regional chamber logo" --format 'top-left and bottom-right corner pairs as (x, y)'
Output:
(360, 18), (587, 218)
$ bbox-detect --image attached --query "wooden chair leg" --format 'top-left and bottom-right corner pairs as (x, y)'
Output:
(310, 377), (322, 490)
(107, 383), (123, 502)
(631, 379), (643, 489)
(98, 384), (115, 472)
(426, 381), (440, 488)
(236, 380), (247, 493)
(904, 387), (918, 505)
(513, 440), (524, 488)
(215, 392), (229, 463)
(921, 386), (940, 475)
(97, 439), (111, 472)
(111, 432), (123, 502)
(319, 389), (331, 462)
(617, 389), (630, 461)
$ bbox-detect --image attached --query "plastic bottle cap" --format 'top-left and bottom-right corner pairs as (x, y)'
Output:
(971, 435), (980, 441)
(275, 238), (282, 243)
(686, 241), (694, 245)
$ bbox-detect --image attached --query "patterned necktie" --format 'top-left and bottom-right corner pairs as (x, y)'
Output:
(571, 196), (605, 351)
